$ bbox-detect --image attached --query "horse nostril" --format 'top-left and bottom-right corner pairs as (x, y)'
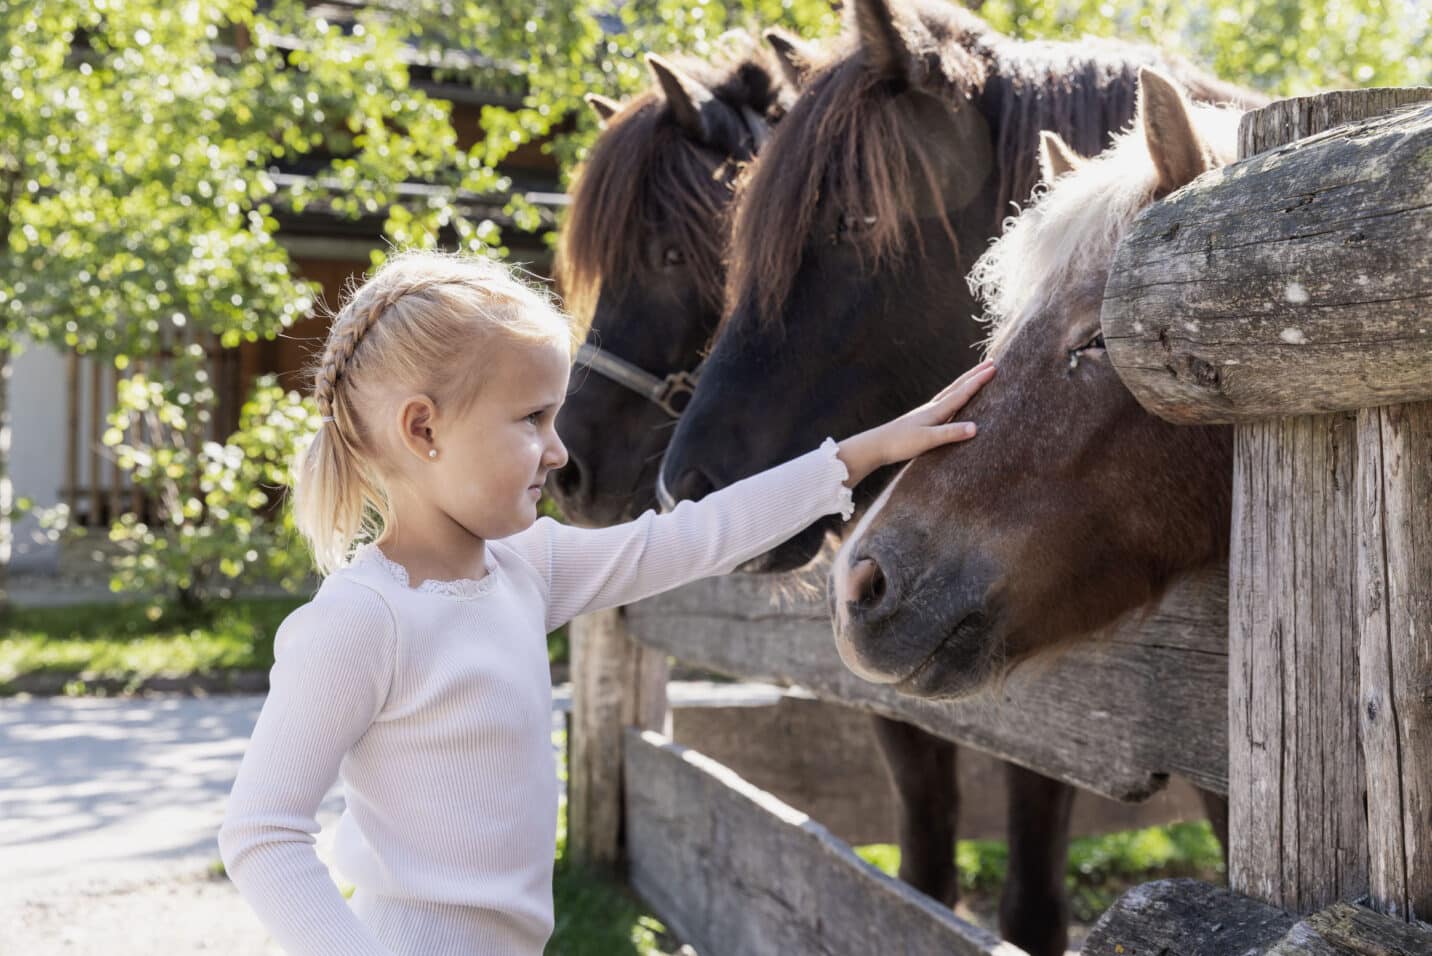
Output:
(844, 556), (891, 613)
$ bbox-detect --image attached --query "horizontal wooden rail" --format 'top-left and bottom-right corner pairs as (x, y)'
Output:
(625, 562), (1229, 801)
(1102, 92), (1432, 425)
(624, 730), (1023, 956)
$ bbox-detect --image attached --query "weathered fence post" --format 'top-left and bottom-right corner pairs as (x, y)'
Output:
(1102, 87), (1432, 920)
(1230, 89), (1432, 919)
(568, 607), (670, 868)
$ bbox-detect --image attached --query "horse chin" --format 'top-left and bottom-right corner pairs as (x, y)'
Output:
(733, 524), (829, 574)
(893, 614), (1000, 701)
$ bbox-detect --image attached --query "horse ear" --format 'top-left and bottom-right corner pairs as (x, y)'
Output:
(764, 27), (817, 89)
(1139, 68), (1214, 195)
(852, 0), (917, 82)
(648, 54), (717, 138)
(647, 53), (752, 155)
(1038, 131), (1084, 182)
(584, 93), (621, 127)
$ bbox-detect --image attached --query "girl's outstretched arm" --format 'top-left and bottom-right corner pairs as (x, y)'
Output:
(504, 362), (995, 632)
(218, 580), (398, 956)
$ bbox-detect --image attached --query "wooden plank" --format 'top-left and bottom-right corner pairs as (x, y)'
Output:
(65, 351), (79, 515)
(89, 359), (102, 526)
(1083, 879), (1295, 955)
(1267, 901), (1432, 955)
(623, 729), (1021, 956)
(1358, 401), (1432, 922)
(1103, 92), (1432, 424)
(625, 563), (1228, 802)
(1229, 414), (1368, 912)
(566, 607), (669, 869)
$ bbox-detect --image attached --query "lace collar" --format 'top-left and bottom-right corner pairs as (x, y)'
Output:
(352, 543), (501, 599)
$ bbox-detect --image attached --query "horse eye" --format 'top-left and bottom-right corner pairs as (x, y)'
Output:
(663, 246), (685, 267)
(836, 212), (877, 240)
(1067, 333), (1107, 371)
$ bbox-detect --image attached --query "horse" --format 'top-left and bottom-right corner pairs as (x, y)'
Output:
(829, 64), (1242, 925)
(551, 41), (791, 526)
(831, 68), (1239, 707)
(655, 2), (1261, 952)
(550, 28), (1080, 947)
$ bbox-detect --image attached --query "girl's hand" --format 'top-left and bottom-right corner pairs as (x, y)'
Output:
(835, 360), (995, 488)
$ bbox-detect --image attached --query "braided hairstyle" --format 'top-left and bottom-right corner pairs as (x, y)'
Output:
(294, 250), (575, 573)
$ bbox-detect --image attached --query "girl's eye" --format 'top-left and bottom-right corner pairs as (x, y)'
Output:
(526, 410), (543, 424)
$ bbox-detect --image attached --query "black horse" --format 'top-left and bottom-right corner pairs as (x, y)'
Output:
(657, 2), (1261, 952)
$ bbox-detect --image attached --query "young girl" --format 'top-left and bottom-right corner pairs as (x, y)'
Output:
(218, 250), (994, 956)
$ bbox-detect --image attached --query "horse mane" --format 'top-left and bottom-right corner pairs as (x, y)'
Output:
(724, 1), (1256, 328)
(556, 41), (785, 326)
(973, 101), (1243, 358)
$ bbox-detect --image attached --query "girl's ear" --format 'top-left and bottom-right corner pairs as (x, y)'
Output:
(397, 394), (439, 463)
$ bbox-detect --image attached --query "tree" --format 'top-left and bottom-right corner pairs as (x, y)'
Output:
(0, 0), (493, 608)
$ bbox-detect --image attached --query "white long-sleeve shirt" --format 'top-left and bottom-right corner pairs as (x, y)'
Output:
(217, 438), (854, 955)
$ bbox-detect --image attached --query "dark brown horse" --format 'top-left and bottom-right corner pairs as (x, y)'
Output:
(656, 3), (1260, 952)
(831, 69), (1240, 704)
(552, 43), (789, 526)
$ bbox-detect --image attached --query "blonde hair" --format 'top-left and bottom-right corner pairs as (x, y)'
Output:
(294, 249), (576, 574)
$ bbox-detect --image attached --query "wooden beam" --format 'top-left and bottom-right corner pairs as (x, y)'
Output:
(1357, 400), (1432, 921)
(625, 562), (1228, 802)
(1103, 91), (1432, 424)
(1268, 901), (1432, 954)
(1083, 879), (1295, 955)
(1229, 412), (1367, 911)
(623, 729), (1020, 956)
(1084, 884), (1432, 955)
(566, 607), (669, 869)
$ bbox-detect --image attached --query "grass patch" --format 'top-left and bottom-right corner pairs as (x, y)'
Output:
(548, 727), (675, 955)
(1, 599), (571, 695)
(857, 820), (1224, 923)
(0, 598), (302, 694)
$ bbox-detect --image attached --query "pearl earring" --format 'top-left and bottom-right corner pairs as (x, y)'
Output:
(428, 449), (438, 459)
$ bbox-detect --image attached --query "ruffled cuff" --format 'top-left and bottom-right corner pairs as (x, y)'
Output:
(818, 436), (856, 522)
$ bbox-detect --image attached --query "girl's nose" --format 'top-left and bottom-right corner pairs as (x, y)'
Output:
(547, 435), (569, 470)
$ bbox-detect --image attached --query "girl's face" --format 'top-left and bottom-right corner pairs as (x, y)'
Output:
(429, 338), (571, 541)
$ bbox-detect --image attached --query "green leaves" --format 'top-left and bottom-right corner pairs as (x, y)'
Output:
(978, 0), (1428, 96)
(105, 363), (319, 606)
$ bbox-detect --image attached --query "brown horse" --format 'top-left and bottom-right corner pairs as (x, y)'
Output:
(657, 3), (1261, 952)
(831, 69), (1239, 700)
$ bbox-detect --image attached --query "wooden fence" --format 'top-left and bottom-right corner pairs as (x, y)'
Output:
(567, 87), (1432, 955)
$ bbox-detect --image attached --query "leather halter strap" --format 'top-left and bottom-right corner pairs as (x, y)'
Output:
(573, 343), (703, 419)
